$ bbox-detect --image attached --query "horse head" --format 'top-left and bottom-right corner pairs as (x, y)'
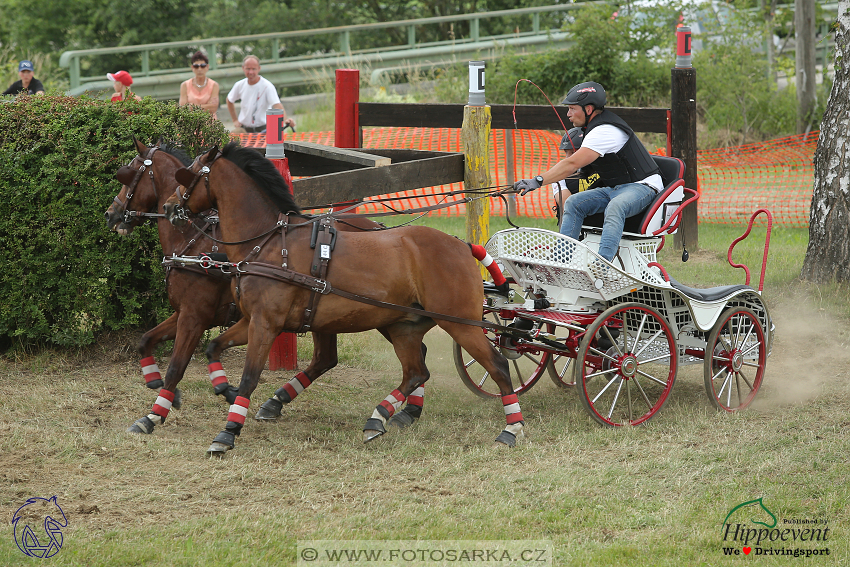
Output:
(106, 137), (190, 235)
(165, 145), (220, 227)
(165, 141), (300, 228)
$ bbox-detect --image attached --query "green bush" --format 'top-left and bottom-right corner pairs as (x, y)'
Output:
(435, 3), (675, 107)
(0, 95), (229, 349)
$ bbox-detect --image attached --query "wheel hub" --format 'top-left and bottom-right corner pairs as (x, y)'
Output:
(731, 350), (743, 372)
(619, 354), (638, 379)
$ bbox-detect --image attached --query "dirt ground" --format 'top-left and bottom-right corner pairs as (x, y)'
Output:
(1, 292), (848, 558)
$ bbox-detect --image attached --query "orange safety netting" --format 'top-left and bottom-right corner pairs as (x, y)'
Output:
(238, 128), (817, 225)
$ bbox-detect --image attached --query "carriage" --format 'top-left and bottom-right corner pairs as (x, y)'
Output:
(454, 156), (774, 426)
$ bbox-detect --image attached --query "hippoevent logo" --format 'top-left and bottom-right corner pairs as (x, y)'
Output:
(12, 496), (67, 558)
(721, 498), (830, 558)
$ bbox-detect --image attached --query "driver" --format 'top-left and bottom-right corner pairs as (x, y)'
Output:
(514, 81), (662, 263)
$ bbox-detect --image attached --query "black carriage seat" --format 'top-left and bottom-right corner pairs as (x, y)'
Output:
(581, 156), (687, 237)
(668, 277), (752, 302)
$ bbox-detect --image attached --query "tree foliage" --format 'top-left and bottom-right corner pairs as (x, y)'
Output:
(0, 96), (229, 349)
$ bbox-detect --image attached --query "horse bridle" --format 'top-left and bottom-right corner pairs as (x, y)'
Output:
(173, 151), (223, 217)
(113, 146), (165, 223)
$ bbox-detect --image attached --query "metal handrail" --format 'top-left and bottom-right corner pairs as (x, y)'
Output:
(59, 2), (603, 93)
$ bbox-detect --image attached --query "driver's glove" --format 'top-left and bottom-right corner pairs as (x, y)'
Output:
(513, 175), (543, 196)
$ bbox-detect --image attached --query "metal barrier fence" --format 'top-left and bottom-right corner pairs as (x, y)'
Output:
(59, 3), (597, 100)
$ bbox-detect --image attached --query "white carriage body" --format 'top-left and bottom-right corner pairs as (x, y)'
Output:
(485, 228), (773, 365)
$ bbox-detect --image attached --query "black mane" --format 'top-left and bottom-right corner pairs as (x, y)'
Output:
(220, 141), (300, 214)
(160, 144), (193, 167)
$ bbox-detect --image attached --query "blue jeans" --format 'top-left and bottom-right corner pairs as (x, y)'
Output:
(559, 183), (657, 261)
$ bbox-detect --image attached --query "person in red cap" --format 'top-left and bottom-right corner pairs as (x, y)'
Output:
(107, 70), (141, 102)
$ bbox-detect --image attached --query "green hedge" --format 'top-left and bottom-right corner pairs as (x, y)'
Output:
(0, 95), (229, 349)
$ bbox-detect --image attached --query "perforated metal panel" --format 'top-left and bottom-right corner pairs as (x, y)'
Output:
(487, 229), (667, 304)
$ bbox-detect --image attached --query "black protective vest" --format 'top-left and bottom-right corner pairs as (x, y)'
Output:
(582, 110), (660, 188)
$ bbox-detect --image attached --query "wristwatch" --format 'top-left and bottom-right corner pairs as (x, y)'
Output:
(535, 175), (544, 184)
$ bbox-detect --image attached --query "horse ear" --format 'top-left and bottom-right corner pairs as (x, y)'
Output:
(156, 135), (165, 147)
(175, 167), (197, 188)
(133, 136), (146, 154)
(206, 145), (220, 162)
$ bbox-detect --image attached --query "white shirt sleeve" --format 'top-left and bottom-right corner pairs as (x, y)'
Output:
(226, 80), (244, 104)
(581, 125), (628, 156)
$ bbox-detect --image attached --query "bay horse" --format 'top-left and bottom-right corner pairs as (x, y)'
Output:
(163, 142), (524, 455)
(106, 139), (394, 436)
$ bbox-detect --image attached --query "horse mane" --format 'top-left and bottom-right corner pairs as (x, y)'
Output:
(220, 141), (300, 214)
(159, 144), (193, 167)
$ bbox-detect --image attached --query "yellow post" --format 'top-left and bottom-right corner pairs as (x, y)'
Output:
(462, 61), (491, 278)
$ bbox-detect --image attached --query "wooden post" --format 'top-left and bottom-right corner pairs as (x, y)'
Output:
(672, 26), (698, 251)
(266, 109), (298, 372)
(334, 68), (361, 212)
(795, 0), (817, 133)
(462, 61), (491, 270)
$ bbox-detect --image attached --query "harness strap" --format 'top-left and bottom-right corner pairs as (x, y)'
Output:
(299, 216), (336, 332)
(237, 261), (559, 341)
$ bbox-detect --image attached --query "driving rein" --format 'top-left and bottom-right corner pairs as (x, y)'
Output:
(171, 161), (567, 348)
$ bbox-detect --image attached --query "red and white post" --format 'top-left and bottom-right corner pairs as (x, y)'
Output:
(333, 68), (360, 212)
(266, 108), (298, 371)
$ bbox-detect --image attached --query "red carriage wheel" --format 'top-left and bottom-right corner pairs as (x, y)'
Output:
(703, 307), (767, 411)
(453, 311), (551, 399)
(575, 302), (678, 427)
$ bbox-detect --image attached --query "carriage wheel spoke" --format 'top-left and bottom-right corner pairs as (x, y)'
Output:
(476, 371), (491, 388)
(589, 346), (620, 364)
(554, 354), (570, 379)
(626, 376), (633, 422)
(633, 376), (653, 409)
(602, 326), (623, 356)
(716, 371), (733, 401)
(638, 352), (671, 365)
(635, 368), (669, 387)
(632, 313), (648, 353)
(740, 341), (763, 358)
(736, 369), (754, 391)
(634, 329), (664, 358)
(606, 378), (625, 420)
(590, 373), (620, 402)
(464, 357), (477, 369)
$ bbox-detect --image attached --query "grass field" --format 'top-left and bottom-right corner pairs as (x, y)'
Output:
(2, 218), (849, 566)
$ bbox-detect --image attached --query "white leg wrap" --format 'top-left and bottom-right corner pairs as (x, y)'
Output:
(505, 422), (524, 438)
(369, 408), (387, 426)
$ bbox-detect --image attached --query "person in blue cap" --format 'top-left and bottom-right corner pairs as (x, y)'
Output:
(3, 61), (45, 96)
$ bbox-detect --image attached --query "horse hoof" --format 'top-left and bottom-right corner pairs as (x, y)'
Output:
(255, 397), (283, 420)
(363, 429), (385, 443)
(172, 388), (182, 410)
(387, 409), (417, 430)
(494, 430), (517, 447)
(206, 442), (232, 456)
(126, 416), (155, 435)
(363, 418), (386, 443)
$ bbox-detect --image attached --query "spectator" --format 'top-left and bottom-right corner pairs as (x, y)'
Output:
(3, 60), (45, 96)
(179, 51), (220, 118)
(226, 55), (295, 133)
(108, 70), (141, 102)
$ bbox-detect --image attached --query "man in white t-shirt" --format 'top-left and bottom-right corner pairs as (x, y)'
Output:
(226, 55), (296, 133)
(513, 81), (662, 263)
